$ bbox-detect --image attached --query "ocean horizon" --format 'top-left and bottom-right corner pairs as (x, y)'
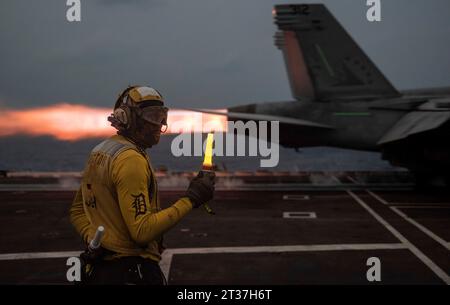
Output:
(0, 134), (403, 173)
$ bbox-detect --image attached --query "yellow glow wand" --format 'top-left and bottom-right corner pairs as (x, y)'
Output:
(202, 133), (215, 215)
(203, 133), (214, 170)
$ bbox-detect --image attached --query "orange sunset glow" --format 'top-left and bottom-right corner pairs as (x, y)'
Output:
(0, 104), (227, 141)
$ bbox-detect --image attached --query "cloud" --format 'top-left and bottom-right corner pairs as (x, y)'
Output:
(0, 0), (449, 110)
(98, 0), (165, 7)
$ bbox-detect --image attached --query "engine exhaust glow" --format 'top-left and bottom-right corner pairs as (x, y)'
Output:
(0, 104), (227, 140)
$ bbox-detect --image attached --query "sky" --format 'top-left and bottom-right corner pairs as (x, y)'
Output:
(0, 0), (449, 110)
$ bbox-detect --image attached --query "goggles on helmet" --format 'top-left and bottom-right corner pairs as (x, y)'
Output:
(135, 105), (169, 133)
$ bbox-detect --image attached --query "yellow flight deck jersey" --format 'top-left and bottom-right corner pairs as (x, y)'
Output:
(70, 134), (193, 262)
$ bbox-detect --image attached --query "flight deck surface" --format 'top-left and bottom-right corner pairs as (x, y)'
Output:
(0, 172), (448, 284)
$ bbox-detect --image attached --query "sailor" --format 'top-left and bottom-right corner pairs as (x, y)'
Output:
(70, 85), (215, 284)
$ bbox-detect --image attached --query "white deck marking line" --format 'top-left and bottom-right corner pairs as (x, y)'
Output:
(391, 206), (450, 251)
(348, 190), (450, 285)
(389, 202), (450, 206)
(368, 190), (450, 252)
(369, 192), (450, 207)
(330, 175), (341, 184)
(0, 251), (81, 260)
(167, 243), (407, 254)
(366, 190), (389, 205)
(160, 243), (407, 280)
(283, 211), (317, 219)
(391, 206), (450, 209)
(160, 251), (173, 281)
(346, 175), (359, 184)
(282, 194), (310, 200)
(0, 244), (407, 280)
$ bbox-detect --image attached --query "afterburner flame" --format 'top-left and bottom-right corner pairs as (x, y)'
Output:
(168, 109), (227, 133)
(0, 104), (113, 140)
(0, 104), (227, 140)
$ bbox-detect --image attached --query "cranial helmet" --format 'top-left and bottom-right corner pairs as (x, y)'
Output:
(108, 85), (168, 134)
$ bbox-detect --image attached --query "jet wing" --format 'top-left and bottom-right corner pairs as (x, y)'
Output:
(183, 108), (334, 129)
(378, 111), (450, 145)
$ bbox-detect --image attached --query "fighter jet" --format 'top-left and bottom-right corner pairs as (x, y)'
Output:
(193, 4), (450, 185)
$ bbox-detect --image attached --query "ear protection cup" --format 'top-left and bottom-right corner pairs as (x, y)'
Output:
(112, 85), (139, 130)
(113, 106), (131, 129)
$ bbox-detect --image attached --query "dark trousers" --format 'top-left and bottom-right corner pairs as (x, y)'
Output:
(83, 256), (166, 285)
